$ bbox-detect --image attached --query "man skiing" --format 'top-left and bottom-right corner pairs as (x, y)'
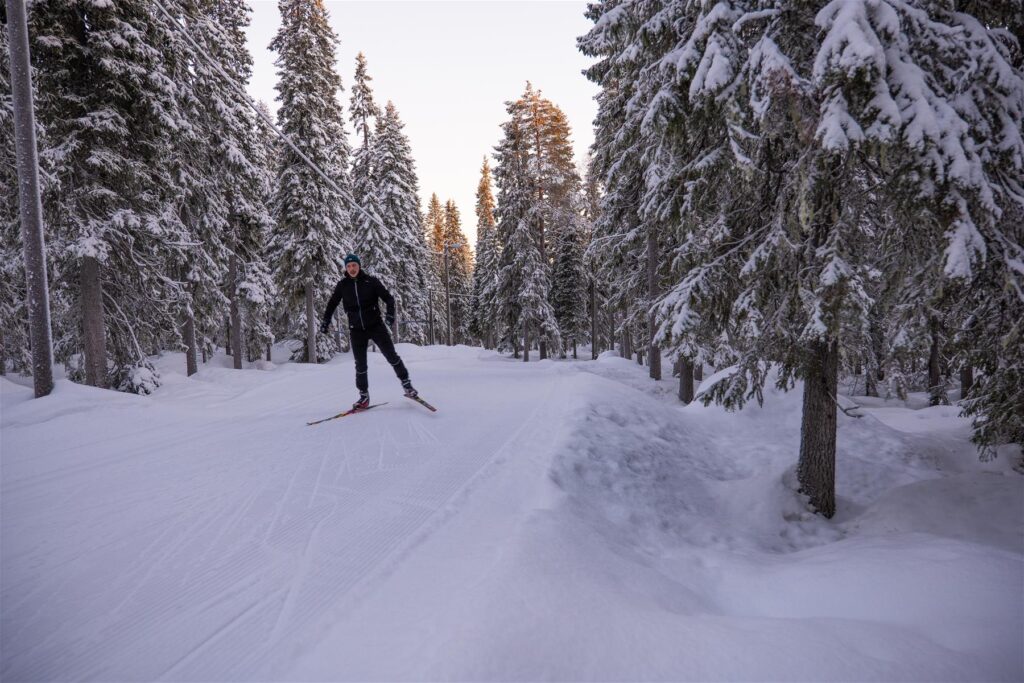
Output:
(321, 253), (417, 410)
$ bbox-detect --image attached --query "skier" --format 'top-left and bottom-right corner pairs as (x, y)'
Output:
(320, 253), (418, 409)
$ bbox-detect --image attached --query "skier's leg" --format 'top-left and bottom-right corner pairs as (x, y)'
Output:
(352, 327), (370, 393)
(370, 324), (409, 384)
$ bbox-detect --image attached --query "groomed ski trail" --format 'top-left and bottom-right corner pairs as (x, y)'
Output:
(1, 347), (562, 681)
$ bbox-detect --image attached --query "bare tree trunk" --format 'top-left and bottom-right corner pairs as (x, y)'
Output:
(305, 263), (316, 363)
(7, 0), (54, 397)
(589, 280), (597, 359)
(573, 339), (577, 359)
(266, 312), (273, 362)
(81, 256), (108, 388)
(0, 328), (6, 376)
(647, 232), (662, 380)
(229, 254), (242, 370)
(694, 363), (703, 382)
(679, 358), (694, 403)
(183, 310), (198, 377)
(960, 365), (973, 398)
(864, 352), (878, 397)
(928, 315), (947, 405)
(798, 339), (839, 518)
(523, 319), (530, 362)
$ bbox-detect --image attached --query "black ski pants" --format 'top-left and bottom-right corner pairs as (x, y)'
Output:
(351, 322), (409, 393)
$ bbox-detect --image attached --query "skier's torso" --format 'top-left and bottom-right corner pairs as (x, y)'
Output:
(339, 273), (383, 330)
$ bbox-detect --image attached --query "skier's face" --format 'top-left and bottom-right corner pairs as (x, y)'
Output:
(346, 262), (360, 277)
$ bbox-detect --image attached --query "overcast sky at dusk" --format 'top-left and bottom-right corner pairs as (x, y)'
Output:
(243, 0), (599, 248)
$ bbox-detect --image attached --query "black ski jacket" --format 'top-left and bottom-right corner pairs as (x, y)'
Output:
(323, 272), (395, 331)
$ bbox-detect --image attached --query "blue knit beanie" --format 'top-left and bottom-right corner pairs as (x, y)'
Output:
(343, 253), (361, 266)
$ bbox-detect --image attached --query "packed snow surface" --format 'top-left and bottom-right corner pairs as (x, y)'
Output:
(2, 345), (1021, 681)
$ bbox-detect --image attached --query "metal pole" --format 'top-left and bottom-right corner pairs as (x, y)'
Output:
(6, 0), (54, 398)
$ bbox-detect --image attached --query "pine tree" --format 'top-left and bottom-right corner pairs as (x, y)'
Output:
(29, 0), (195, 393)
(442, 200), (473, 344)
(0, 22), (29, 376)
(423, 192), (448, 338)
(550, 205), (589, 358)
(348, 52), (392, 286)
(269, 0), (351, 363)
(375, 101), (431, 342)
(470, 158), (499, 348)
(494, 112), (560, 359)
(589, 0), (1024, 514)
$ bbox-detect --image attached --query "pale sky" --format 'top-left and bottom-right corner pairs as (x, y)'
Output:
(243, 0), (599, 249)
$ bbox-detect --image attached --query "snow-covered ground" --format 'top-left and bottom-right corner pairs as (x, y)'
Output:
(2, 345), (1021, 681)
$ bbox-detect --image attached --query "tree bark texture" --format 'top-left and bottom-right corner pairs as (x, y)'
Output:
(798, 339), (839, 518)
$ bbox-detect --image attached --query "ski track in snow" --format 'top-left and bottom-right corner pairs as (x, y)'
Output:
(0, 348), (557, 681)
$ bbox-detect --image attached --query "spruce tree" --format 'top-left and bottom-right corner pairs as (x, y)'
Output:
(470, 158), (500, 348)
(375, 101), (430, 342)
(269, 0), (351, 363)
(494, 113), (560, 359)
(442, 200), (473, 344)
(424, 193), (448, 338)
(29, 0), (194, 393)
(584, 0), (1024, 514)
(349, 52), (392, 285)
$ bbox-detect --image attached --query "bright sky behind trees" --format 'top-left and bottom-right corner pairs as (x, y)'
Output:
(244, 0), (598, 248)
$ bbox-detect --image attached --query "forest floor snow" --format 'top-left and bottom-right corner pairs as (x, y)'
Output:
(1, 345), (1021, 681)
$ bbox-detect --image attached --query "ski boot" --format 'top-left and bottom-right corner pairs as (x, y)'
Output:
(353, 392), (370, 410)
(401, 379), (418, 399)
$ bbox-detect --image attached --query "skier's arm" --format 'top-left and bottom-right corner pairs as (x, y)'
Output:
(375, 278), (396, 326)
(321, 281), (344, 331)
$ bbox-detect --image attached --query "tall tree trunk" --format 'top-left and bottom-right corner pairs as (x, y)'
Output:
(798, 339), (839, 518)
(266, 312), (273, 362)
(694, 363), (703, 382)
(960, 365), (973, 398)
(647, 231), (661, 380)
(679, 358), (694, 404)
(183, 310), (198, 377)
(573, 338), (577, 359)
(590, 280), (598, 360)
(523, 319), (530, 362)
(0, 328), (6, 376)
(928, 315), (947, 405)
(229, 253), (242, 370)
(305, 263), (316, 364)
(80, 255), (108, 388)
(865, 353), (878, 397)
(225, 316), (231, 355)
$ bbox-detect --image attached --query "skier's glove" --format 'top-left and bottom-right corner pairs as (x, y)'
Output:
(319, 321), (330, 334)
(386, 314), (395, 328)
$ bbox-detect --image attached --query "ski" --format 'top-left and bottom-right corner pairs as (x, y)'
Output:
(307, 402), (388, 426)
(405, 395), (437, 412)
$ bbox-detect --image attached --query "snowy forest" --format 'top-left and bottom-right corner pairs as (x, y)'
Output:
(2, 0), (1023, 680)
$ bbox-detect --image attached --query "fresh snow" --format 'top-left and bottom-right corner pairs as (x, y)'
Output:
(2, 345), (1021, 681)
